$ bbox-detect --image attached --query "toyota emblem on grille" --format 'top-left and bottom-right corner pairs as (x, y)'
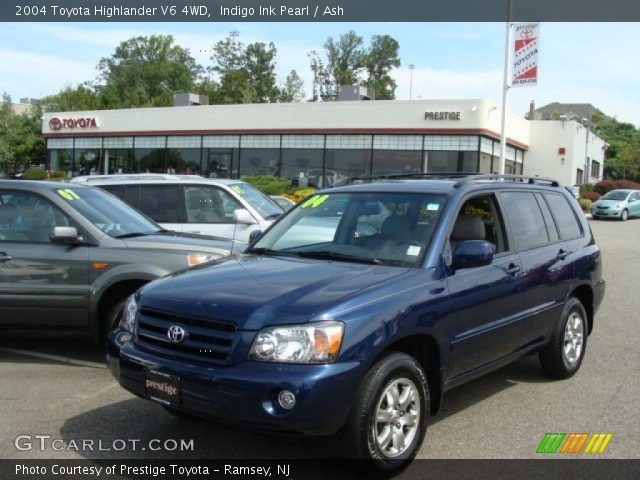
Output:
(167, 325), (186, 343)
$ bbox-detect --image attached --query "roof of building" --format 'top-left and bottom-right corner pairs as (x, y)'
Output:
(532, 102), (607, 121)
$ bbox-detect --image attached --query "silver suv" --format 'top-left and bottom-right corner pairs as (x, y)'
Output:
(71, 174), (284, 242)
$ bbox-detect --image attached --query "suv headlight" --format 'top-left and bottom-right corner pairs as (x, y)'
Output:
(248, 321), (344, 364)
(187, 254), (221, 267)
(121, 294), (138, 333)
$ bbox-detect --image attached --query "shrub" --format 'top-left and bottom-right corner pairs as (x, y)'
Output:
(593, 179), (615, 195)
(579, 183), (595, 195)
(613, 179), (640, 190)
(22, 167), (46, 180)
(581, 191), (601, 202)
(284, 187), (317, 204)
(579, 198), (592, 212)
(242, 175), (292, 195)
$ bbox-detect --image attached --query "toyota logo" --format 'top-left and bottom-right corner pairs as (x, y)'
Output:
(49, 117), (62, 130)
(521, 27), (534, 39)
(167, 325), (186, 343)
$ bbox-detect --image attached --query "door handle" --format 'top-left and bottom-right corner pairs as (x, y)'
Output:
(557, 249), (568, 260)
(505, 263), (521, 276)
(0, 252), (12, 263)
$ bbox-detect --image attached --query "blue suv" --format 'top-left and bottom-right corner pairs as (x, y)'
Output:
(107, 174), (605, 469)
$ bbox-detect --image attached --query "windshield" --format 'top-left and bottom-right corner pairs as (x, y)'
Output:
(251, 192), (447, 267)
(229, 183), (283, 219)
(54, 187), (162, 238)
(601, 190), (630, 201)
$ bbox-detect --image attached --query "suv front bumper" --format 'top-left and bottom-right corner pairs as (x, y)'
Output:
(107, 330), (364, 436)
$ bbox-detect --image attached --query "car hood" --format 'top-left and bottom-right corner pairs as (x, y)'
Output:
(594, 199), (625, 207)
(138, 254), (409, 330)
(122, 232), (239, 255)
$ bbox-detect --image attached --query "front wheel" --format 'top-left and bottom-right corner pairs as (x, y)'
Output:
(341, 352), (429, 470)
(539, 297), (587, 379)
(103, 298), (126, 339)
(621, 209), (629, 221)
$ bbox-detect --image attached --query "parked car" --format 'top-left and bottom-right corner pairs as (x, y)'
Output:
(270, 195), (296, 210)
(0, 180), (238, 339)
(591, 189), (640, 220)
(107, 174), (604, 469)
(71, 174), (284, 242)
(0, 172), (7, 180)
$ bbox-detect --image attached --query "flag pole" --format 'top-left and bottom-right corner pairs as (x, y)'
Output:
(498, 0), (512, 175)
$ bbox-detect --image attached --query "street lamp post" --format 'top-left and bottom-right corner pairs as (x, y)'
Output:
(409, 64), (415, 100)
(582, 117), (591, 184)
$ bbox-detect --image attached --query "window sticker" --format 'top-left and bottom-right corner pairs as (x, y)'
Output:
(57, 189), (80, 201)
(407, 245), (422, 256)
(426, 203), (439, 211)
(230, 185), (246, 195)
(301, 194), (329, 209)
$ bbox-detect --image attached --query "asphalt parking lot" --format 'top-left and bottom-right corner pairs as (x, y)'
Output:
(0, 218), (638, 460)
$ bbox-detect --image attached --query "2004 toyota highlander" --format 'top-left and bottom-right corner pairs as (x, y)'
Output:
(107, 174), (605, 469)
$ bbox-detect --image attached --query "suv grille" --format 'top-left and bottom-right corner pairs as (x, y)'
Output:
(135, 307), (236, 365)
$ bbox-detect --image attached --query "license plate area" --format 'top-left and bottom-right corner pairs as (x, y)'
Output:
(144, 370), (181, 406)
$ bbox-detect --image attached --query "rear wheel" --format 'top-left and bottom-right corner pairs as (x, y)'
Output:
(341, 352), (429, 470)
(621, 209), (629, 221)
(539, 297), (587, 379)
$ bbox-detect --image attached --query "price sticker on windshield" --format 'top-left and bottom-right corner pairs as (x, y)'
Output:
(301, 195), (329, 209)
(230, 185), (246, 195)
(57, 189), (80, 200)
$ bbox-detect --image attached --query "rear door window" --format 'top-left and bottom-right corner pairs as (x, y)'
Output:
(543, 193), (583, 240)
(139, 185), (180, 223)
(100, 185), (125, 200)
(534, 193), (560, 242)
(500, 192), (549, 251)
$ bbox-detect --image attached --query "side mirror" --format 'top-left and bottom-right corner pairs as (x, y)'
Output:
(50, 226), (81, 245)
(248, 230), (263, 245)
(234, 208), (257, 225)
(452, 240), (493, 270)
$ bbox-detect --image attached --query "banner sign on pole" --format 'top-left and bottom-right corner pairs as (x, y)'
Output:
(511, 23), (540, 87)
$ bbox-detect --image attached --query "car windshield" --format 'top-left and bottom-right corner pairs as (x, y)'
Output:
(54, 187), (162, 238)
(601, 190), (630, 201)
(229, 183), (283, 219)
(251, 192), (447, 267)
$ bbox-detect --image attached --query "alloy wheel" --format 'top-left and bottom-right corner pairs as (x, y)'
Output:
(563, 311), (584, 365)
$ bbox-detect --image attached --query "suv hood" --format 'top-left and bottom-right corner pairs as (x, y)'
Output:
(122, 232), (241, 255)
(138, 255), (409, 330)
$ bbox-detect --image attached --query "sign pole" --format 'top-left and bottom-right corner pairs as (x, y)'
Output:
(498, 0), (512, 175)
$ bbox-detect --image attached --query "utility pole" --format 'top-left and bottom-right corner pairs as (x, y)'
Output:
(409, 64), (415, 100)
(583, 116), (591, 184)
(498, 0), (512, 175)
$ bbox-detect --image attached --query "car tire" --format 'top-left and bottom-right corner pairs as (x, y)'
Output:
(539, 297), (588, 379)
(340, 352), (429, 470)
(103, 298), (126, 339)
(621, 209), (629, 221)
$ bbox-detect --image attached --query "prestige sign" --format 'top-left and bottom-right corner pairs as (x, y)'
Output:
(424, 111), (461, 120)
(49, 117), (98, 130)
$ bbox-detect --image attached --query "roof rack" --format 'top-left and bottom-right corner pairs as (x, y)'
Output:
(453, 174), (561, 188)
(340, 172), (478, 185)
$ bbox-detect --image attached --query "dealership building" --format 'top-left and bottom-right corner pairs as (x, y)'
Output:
(41, 99), (605, 187)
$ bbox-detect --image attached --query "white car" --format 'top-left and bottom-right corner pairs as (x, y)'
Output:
(71, 174), (283, 242)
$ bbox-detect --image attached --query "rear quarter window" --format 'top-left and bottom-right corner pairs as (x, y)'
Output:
(543, 193), (583, 240)
(500, 191), (549, 251)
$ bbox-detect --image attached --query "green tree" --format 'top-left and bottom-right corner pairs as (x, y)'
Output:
(0, 94), (44, 174)
(96, 34), (203, 108)
(42, 84), (100, 112)
(279, 70), (305, 102)
(363, 35), (401, 100)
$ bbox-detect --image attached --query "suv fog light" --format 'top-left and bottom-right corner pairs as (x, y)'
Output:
(278, 390), (296, 410)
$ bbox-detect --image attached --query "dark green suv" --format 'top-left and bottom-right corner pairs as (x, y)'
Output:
(0, 180), (237, 339)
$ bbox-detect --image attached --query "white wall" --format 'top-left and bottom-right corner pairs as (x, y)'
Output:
(525, 120), (605, 186)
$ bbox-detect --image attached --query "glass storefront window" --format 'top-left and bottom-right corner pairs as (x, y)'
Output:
(371, 150), (422, 176)
(280, 149), (324, 187)
(48, 149), (73, 176)
(239, 149), (280, 177)
(479, 153), (493, 174)
(426, 151), (478, 173)
(135, 148), (166, 173)
(203, 148), (235, 178)
(74, 149), (102, 176)
(103, 149), (135, 174)
(166, 148), (201, 174)
(324, 149), (370, 185)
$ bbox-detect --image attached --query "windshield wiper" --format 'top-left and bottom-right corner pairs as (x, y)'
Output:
(293, 250), (377, 265)
(265, 213), (282, 219)
(114, 232), (151, 239)
(247, 247), (293, 256)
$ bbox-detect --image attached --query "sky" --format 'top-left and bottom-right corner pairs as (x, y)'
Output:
(0, 22), (639, 125)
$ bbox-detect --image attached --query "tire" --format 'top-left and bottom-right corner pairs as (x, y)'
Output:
(621, 209), (629, 221)
(340, 352), (429, 470)
(539, 297), (588, 379)
(103, 297), (126, 339)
